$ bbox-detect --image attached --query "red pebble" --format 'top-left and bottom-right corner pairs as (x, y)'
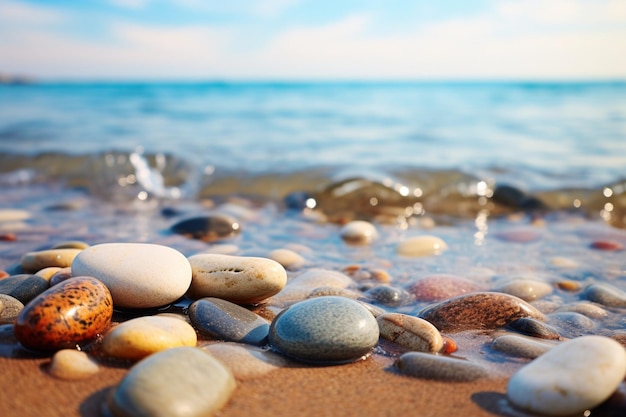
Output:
(441, 336), (458, 354)
(14, 276), (113, 351)
(590, 240), (624, 251)
(0, 233), (16, 241)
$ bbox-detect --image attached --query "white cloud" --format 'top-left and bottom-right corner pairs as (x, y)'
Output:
(0, 0), (66, 25)
(108, 0), (151, 10)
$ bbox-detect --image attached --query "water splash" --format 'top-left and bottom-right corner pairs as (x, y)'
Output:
(129, 150), (183, 200)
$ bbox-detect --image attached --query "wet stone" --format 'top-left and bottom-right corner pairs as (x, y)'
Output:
(590, 240), (624, 251)
(408, 274), (485, 302)
(507, 336), (626, 416)
(0, 274), (49, 304)
(171, 215), (241, 242)
(494, 228), (541, 243)
(187, 254), (287, 304)
(0, 294), (24, 324)
(396, 235), (448, 257)
(108, 347), (236, 417)
(72, 243), (192, 309)
(307, 286), (362, 300)
(364, 284), (412, 307)
(14, 277), (113, 351)
(202, 342), (291, 379)
(492, 278), (553, 302)
(101, 316), (198, 361)
(268, 248), (306, 270)
(396, 352), (489, 382)
(268, 268), (355, 307)
(48, 349), (99, 379)
(48, 267), (73, 287)
(491, 334), (555, 359)
(339, 220), (378, 245)
(19, 249), (82, 273)
(418, 292), (545, 333)
(506, 317), (561, 340)
(188, 297), (270, 346)
(546, 312), (596, 338)
(268, 296), (379, 364)
(51, 241), (90, 250)
(377, 313), (443, 353)
(553, 301), (608, 319)
(583, 282), (626, 308)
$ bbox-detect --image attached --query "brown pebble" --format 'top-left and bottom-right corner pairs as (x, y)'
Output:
(13, 277), (113, 351)
(408, 274), (485, 302)
(590, 240), (624, 251)
(418, 292), (545, 333)
(0, 233), (16, 241)
(556, 280), (581, 292)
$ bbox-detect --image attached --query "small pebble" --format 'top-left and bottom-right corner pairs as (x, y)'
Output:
(49, 267), (73, 287)
(339, 220), (378, 245)
(0, 274), (49, 304)
(34, 267), (61, 281)
(14, 276), (113, 351)
(188, 297), (270, 346)
(418, 292), (545, 332)
(108, 347), (236, 417)
(546, 312), (595, 338)
(51, 241), (90, 250)
(550, 257), (580, 268)
(590, 240), (624, 251)
(553, 301), (608, 319)
(307, 286), (362, 300)
(396, 352), (489, 382)
(377, 313), (443, 353)
(0, 209), (30, 222)
(187, 254), (287, 304)
(0, 294), (24, 324)
(494, 228), (541, 243)
(72, 243), (192, 309)
(491, 334), (555, 359)
(507, 335), (626, 416)
(492, 278), (553, 302)
(101, 316), (197, 361)
(171, 215), (241, 242)
(364, 285), (412, 307)
(408, 274), (485, 302)
(268, 248), (306, 270)
(269, 268), (355, 307)
(20, 249), (82, 273)
(48, 349), (99, 379)
(583, 282), (626, 308)
(268, 296), (379, 364)
(555, 280), (581, 291)
(396, 235), (448, 257)
(506, 317), (561, 340)
(202, 342), (290, 379)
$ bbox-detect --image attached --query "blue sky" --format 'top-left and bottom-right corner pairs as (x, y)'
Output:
(1, 0), (625, 80)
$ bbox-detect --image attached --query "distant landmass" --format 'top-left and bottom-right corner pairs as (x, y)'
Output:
(0, 73), (35, 85)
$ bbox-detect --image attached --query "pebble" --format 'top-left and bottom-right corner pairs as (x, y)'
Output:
(494, 228), (541, 243)
(492, 278), (553, 302)
(0, 209), (30, 222)
(0, 294), (24, 324)
(34, 267), (61, 281)
(396, 235), (448, 257)
(307, 286), (362, 300)
(268, 248), (306, 270)
(101, 316), (197, 361)
(491, 334), (556, 359)
(506, 317), (561, 340)
(187, 254), (287, 304)
(51, 241), (90, 250)
(108, 347), (236, 417)
(171, 215), (241, 242)
(48, 267), (73, 287)
(364, 285), (412, 307)
(72, 243), (192, 309)
(418, 292), (545, 332)
(339, 220), (378, 245)
(590, 240), (624, 251)
(507, 335), (626, 416)
(269, 268), (355, 307)
(268, 296), (379, 364)
(554, 301), (608, 319)
(377, 313), (443, 353)
(0, 274), (49, 304)
(19, 249), (82, 273)
(550, 257), (580, 268)
(546, 312), (595, 338)
(408, 274), (485, 302)
(395, 352), (489, 382)
(188, 297), (270, 346)
(583, 282), (626, 308)
(48, 349), (99, 379)
(14, 277), (113, 351)
(202, 342), (290, 379)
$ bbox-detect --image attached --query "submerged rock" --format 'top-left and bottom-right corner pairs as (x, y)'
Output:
(171, 215), (241, 242)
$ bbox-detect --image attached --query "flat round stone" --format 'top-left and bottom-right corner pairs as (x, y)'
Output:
(396, 352), (488, 382)
(72, 243), (192, 309)
(377, 313), (443, 353)
(491, 334), (556, 359)
(101, 316), (197, 361)
(0, 274), (49, 304)
(188, 297), (270, 346)
(339, 220), (378, 245)
(108, 347), (236, 417)
(0, 294), (24, 324)
(492, 278), (553, 302)
(418, 292), (545, 332)
(583, 283), (626, 308)
(171, 215), (241, 242)
(20, 249), (82, 273)
(507, 335), (626, 416)
(48, 349), (99, 379)
(14, 277), (113, 351)
(268, 248), (306, 270)
(396, 235), (448, 257)
(268, 296), (379, 364)
(187, 254), (287, 304)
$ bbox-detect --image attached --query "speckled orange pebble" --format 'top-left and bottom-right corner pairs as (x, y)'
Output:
(13, 276), (113, 351)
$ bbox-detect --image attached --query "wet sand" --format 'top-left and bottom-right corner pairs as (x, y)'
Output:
(0, 353), (512, 417)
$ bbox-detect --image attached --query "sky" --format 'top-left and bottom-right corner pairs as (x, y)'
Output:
(1, 0), (626, 80)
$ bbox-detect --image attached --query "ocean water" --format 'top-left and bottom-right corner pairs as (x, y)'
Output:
(1, 81), (625, 224)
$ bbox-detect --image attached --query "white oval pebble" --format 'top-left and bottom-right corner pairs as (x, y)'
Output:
(396, 235), (447, 257)
(507, 335), (626, 416)
(71, 243), (192, 309)
(268, 268), (355, 307)
(0, 209), (30, 222)
(339, 220), (378, 245)
(492, 279), (553, 302)
(20, 249), (82, 272)
(49, 349), (99, 379)
(268, 248), (306, 270)
(101, 316), (198, 361)
(187, 254), (287, 304)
